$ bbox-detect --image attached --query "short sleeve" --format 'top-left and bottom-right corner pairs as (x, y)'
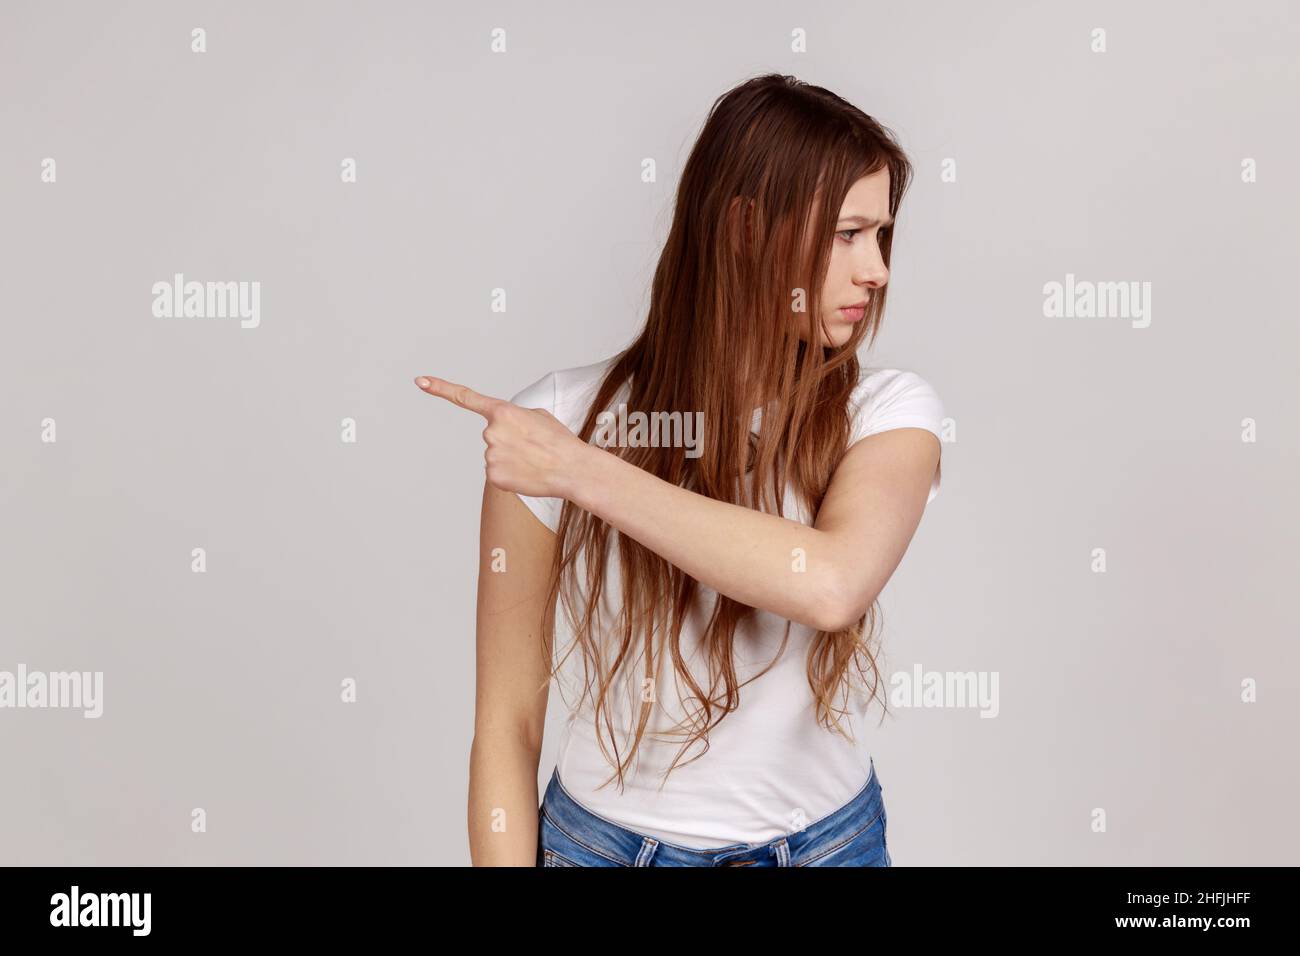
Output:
(849, 370), (946, 504)
(508, 371), (563, 533)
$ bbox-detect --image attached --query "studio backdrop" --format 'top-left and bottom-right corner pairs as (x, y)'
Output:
(1, 0), (1296, 865)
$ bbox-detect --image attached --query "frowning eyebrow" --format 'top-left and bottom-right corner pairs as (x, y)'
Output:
(838, 215), (894, 227)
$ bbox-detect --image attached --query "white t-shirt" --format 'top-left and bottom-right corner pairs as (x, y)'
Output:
(508, 356), (945, 849)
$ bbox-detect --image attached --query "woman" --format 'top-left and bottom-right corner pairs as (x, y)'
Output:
(416, 73), (945, 866)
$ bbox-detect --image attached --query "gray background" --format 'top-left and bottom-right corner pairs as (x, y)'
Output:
(2, 0), (1296, 865)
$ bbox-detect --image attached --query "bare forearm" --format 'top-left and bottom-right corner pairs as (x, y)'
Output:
(569, 446), (849, 631)
(467, 733), (543, 866)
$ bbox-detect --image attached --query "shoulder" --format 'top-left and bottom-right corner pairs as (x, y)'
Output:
(849, 366), (946, 442)
(509, 356), (619, 426)
(846, 366), (946, 504)
(506, 357), (621, 534)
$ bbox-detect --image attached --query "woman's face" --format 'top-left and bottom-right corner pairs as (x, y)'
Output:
(807, 168), (893, 348)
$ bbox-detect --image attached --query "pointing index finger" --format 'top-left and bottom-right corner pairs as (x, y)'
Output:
(414, 376), (503, 417)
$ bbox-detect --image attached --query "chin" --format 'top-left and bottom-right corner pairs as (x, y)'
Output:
(799, 321), (855, 349)
(822, 327), (854, 349)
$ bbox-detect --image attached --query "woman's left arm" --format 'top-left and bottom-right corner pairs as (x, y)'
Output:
(415, 375), (940, 633)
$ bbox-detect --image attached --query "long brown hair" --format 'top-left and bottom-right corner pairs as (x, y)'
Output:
(540, 73), (914, 792)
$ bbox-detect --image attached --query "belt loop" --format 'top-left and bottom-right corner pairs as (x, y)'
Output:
(772, 838), (791, 867)
(634, 837), (658, 867)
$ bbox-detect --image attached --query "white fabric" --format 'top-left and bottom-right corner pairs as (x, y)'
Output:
(508, 356), (945, 848)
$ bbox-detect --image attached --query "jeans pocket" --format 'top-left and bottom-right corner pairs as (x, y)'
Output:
(542, 849), (582, 867)
(881, 803), (892, 867)
(795, 804), (889, 867)
(538, 812), (627, 867)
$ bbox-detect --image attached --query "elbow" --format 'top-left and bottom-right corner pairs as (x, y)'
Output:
(472, 720), (545, 760)
(805, 568), (876, 633)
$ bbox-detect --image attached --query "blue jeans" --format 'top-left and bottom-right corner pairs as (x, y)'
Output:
(537, 758), (892, 867)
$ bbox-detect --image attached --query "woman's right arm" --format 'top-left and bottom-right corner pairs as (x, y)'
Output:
(467, 481), (558, 866)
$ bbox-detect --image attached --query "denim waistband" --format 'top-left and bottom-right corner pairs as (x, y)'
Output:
(539, 757), (882, 867)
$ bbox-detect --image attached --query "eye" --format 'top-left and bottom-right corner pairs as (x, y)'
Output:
(877, 228), (890, 243)
(836, 229), (860, 243)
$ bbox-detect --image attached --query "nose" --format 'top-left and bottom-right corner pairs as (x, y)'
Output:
(853, 244), (890, 288)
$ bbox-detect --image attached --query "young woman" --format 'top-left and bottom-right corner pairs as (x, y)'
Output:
(416, 73), (945, 867)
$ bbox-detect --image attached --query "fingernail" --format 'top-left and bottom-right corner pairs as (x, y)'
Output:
(415, 377), (431, 388)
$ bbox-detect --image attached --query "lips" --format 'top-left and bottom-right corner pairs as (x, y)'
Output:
(839, 304), (867, 322)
